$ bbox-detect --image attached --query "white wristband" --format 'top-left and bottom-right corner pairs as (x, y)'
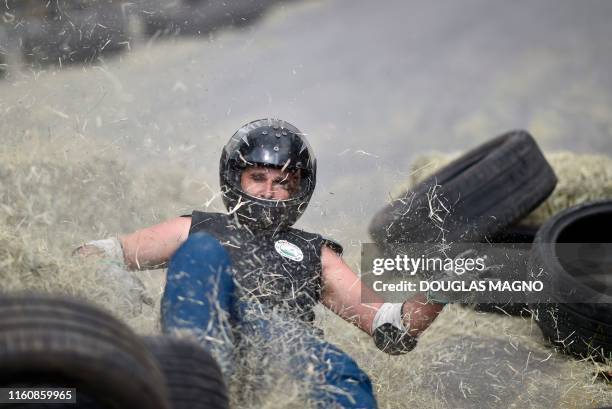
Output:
(85, 237), (125, 265)
(372, 302), (407, 332)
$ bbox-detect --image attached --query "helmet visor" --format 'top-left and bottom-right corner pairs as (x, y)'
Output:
(235, 165), (304, 201)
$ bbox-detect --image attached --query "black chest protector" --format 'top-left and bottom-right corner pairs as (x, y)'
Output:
(186, 211), (342, 323)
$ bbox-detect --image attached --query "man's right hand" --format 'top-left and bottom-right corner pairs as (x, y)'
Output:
(73, 244), (106, 258)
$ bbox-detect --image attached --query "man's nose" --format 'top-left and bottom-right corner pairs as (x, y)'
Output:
(262, 181), (275, 199)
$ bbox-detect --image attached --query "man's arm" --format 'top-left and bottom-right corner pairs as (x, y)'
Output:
(76, 216), (192, 270)
(320, 246), (443, 337)
(320, 246), (383, 335)
(119, 216), (192, 270)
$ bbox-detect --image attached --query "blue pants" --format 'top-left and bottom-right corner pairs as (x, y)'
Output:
(161, 233), (378, 409)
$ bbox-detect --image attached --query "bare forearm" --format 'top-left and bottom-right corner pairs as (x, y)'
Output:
(330, 294), (442, 337)
(325, 299), (382, 336)
(119, 234), (166, 270)
(320, 246), (443, 338)
(401, 294), (444, 336)
(119, 217), (191, 270)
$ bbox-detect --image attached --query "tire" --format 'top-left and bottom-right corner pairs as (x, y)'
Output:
(487, 223), (539, 244)
(474, 223), (539, 315)
(472, 302), (532, 317)
(529, 201), (612, 361)
(19, 2), (129, 67)
(0, 27), (7, 79)
(0, 294), (170, 409)
(0, 56), (6, 79)
(141, 2), (230, 38)
(228, 0), (274, 28)
(369, 130), (557, 247)
(144, 336), (229, 409)
(140, 0), (274, 37)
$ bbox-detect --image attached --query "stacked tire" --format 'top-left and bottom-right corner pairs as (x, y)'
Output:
(368, 129), (612, 361)
(140, 0), (275, 37)
(369, 130), (556, 247)
(0, 295), (170, 409)
(0, 27), (7, 79)
(0, 294), (228, 408)
(368, 129), (557, 315)
(5, 0), (130, 67)
(529, 201), (612, 361)
(145, 336), (229, 409)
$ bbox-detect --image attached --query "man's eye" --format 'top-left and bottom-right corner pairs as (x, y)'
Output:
(275, 179), (289, 186)
(251, 174), (265, 181)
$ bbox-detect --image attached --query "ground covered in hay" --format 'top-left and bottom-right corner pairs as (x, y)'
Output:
(0, 135), (610, 408)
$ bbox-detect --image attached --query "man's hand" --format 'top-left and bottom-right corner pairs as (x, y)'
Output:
(370, 296), (443, 355)
(73, 244), (106, 258)
(401, 294), (444, 337)
(73, 237), (125, 264)
(73, 237), (154, 310)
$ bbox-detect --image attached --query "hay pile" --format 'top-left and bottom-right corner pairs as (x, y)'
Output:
(0, 133), (224, 331)
(401, 151), (612, 225)
(169, 306), (322, 408)
(319, 302), (612, 408)
(0, 133), (167, 332)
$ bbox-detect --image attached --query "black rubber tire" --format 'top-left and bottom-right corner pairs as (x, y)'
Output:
(0, 25), (11, 80)
(141, 0), (275, 37)
(474, 223), (539, 315)
(368, 130), (557, 248)
(472, 302), (532, 317)
(19, 3), (129, 67)
(229, 0), (275, 28)
(487, 223), (539, 244)
(141, 2), (230, 38)
(0, 294), (170, 409)
(0, 50), (6, 79)
(144, 336), (229, 409)
(529, 201), (612, 361)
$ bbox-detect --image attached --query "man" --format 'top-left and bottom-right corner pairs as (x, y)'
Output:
(79, 119), (444, 408)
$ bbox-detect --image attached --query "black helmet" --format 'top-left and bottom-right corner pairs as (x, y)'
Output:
(220, 118), (316, 230)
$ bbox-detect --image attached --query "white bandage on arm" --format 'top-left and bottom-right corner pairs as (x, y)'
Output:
(372, 302), (406, 332)
(84, 237), (126, 266)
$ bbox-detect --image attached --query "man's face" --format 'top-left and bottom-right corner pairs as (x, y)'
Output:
(240, 166), (300, 200)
